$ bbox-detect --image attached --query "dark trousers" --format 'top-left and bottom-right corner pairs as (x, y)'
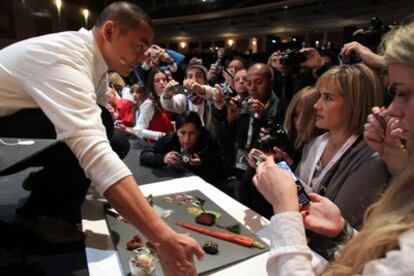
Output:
(0, 107), (130, 221)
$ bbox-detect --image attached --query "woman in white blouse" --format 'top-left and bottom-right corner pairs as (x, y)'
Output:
(252, 20), (414, 275)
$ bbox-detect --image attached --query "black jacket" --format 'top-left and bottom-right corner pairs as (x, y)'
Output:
(140, 128), (225, 187)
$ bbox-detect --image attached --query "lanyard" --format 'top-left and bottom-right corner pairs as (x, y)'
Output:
(309, 133), (359, 191)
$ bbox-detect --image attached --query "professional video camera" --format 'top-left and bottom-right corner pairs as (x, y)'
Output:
(279, 49), (307, 67)
(256, 119), (288, 152)
(353, 17), (390, 49)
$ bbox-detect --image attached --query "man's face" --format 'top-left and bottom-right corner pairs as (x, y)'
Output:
(228, 59), (244, 72)
(186, 67), (205, 85)
(105, 21), (154, 77)
(246, 68), (272, 103)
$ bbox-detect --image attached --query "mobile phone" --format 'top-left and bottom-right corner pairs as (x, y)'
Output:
(276, 161), (310, 205)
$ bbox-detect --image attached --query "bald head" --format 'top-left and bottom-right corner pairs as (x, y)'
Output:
(248, 63), (273, 80)
(246, 63), (274, 103)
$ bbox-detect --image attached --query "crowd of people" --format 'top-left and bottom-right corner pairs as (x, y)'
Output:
(0, 1), (413, 275)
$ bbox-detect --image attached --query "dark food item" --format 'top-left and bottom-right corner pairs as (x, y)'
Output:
(217, 223), (242, 234)
(195, 213), (216, 226)
(127, 235), (144, 250)
(202, 240), (219, 255)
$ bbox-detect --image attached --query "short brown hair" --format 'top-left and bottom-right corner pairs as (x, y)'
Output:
(95, 1), (153, 34)
(316, 64), (383, 135)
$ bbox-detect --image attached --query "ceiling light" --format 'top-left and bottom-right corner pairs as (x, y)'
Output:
(227, 39), (234, 47)
(180, 42), (186, 49)
(82, 9), (89, 26)
(271, 39), (276, 44)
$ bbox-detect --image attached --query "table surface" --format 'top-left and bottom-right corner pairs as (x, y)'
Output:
(0, 138), (57, 174)
(82, 176), (273, 276)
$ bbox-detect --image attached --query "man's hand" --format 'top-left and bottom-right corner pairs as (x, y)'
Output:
(212, 84), (225, 108)
(252, 156), (299, 214)
(183, 79), (205, 96)
(227, 99), (241, 124)
(299, 47), (323, 69)
(163, 80), (180, 99)
(300, 193), (345, 238)
(207, 63), (218, 80)
(268, 50), (285, 73)
(248, 98), (266, 118)
(341, 41), (386, 69)
(155, 232), (205, 276)
(164, 151), (181, 166)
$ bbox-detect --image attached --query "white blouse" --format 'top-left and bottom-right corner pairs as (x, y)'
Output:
(267, 212), (414, 275)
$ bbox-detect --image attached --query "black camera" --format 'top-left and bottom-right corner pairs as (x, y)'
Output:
(279, 49), (307, 67)
(232, 97), (248, 109)
(339, 51), (362, 64)
(256, 120), (288, 152)
(353, 17), (390, 49)
(175, 152), (191, 163)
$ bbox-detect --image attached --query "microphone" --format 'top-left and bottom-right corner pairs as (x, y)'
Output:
(120, 58), (127, 65)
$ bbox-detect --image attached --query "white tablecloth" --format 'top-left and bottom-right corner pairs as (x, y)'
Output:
(82, 175), (325, 275)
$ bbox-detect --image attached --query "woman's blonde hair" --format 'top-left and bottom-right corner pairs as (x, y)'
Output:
(324, 20), (414, 275)
(316, 64), (383, 135)
(325, 138), (414, 274)
(283, 86), (320, 149)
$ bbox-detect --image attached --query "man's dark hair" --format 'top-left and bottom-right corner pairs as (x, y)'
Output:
(175, 111), (202, 131)
(95, 1), (153, 34)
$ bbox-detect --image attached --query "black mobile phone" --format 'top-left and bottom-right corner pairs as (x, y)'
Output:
(252, 152), (310, 205)
(275, 161), (310, 205)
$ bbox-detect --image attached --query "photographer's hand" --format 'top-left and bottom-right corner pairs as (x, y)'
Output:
(184, 79), (205, 96)
(248, 98), (266, 118)
(163, 80), (179, 100)
(159, 50), (174, 65)
(247, 148), (267, 169)
(227, 99), (241, 124)
(213, 84), (225, 108)
(252, 156), (299, 214)
(268, 50), (285, 73)
(189, 153), (202, 167)
(341, 42), (385, 69)
(300, 193), (345, 238)
(299, 47), (323, 69)
(208, 64), (218, 80)
(164, 151), (181, 166)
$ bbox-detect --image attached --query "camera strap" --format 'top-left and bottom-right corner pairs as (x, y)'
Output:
(308, 133), (360, 192)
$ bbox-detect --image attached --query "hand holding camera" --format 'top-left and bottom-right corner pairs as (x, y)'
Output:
(340, 41), (385, 68)
(163, 79), (180, 99)
(164, 151), (182, 166)
(247, 97), (266, 118)
(183, 79), (205, 96)
(268, 50), (286, 73)
(299, 47), (323, 69)
(212, 84), (225, 108)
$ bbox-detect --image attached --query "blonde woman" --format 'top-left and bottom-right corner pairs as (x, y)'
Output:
(278, 86), (321, 166)
(252, 20), (414, 275)
(294, 64), (389, 228)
